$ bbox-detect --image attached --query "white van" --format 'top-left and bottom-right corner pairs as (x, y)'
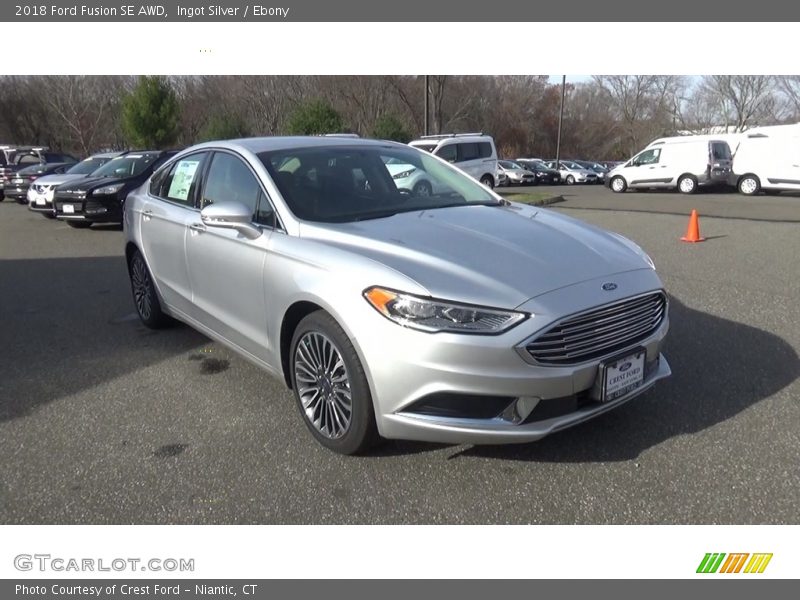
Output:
(731, 124), (800, 195)
(409, 133), (499, 188)
(607, 135), (733, 194)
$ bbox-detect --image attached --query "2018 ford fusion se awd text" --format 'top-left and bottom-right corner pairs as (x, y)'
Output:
(125, 136), (670, 454)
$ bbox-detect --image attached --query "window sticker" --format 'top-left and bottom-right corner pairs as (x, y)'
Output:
(168, 159), (201, 201)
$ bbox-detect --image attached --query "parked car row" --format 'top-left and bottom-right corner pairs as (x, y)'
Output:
(0, 145), (78, 201)
(500, 158), (610, 187)
(606, 122), (800, 196)
(3, 148), (177, 227)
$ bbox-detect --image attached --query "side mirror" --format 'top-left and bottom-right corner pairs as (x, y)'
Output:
(200, 201), (262, 240)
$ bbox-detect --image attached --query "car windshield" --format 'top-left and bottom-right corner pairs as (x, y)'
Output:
(91, 153), (159, 178)
(259, 144), (500, 223)
(18, 164), (50, 175)
(499, 160), (517, 169)
(67, 157), (112, 175)
(410, 143), (438, 153)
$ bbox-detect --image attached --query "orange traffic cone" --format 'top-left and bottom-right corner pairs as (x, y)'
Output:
(680, 209), (705, 243)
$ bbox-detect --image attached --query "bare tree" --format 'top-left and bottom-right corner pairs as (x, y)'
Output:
(593, 75), (685, 155)
(777, 76), (800, 121)
(697, 75), (779, 131)
(40, 76), (127, 155)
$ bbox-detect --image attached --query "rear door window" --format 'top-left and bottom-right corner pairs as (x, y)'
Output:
(151, 152), (208, 207)
(457, 143), (480, 162)
(477, 142), (493, 158)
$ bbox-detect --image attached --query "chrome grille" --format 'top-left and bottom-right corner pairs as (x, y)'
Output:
(526, 292), (667, 365)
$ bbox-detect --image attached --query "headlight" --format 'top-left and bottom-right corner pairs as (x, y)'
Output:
(611, 233), (656, 270)
(392, 169), (415, 179)
(92, 183), (124, 195)
(364, 287), (527, 334)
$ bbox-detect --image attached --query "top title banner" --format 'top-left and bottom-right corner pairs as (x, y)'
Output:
(2, 0), (798, 22)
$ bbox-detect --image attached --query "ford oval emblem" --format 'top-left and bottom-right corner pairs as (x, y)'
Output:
(602, 282), (618, 291)
(619, 362), (632, 371)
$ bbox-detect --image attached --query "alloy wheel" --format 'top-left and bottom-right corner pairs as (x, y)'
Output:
(294, 332), (353, 439)
(130, 255), (153, 321)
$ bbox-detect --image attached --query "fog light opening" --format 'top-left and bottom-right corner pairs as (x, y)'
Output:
(502, 396), (542, 424)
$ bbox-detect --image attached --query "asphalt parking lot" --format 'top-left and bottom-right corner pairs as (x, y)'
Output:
(1, 187), (798, 524)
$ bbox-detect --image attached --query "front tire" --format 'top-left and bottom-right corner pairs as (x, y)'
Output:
(678, 174), (698, 194)
(128, 249), (171, 329)
(290, 311), (379, 455)
(566, 175), (575, 185)
(738, 175), (761, 196)
(479, 175), (495, 189)
(412, 180), (432, 197)
(610, 176), (627, 193)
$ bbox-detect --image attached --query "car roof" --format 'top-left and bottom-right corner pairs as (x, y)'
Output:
(193, 136), (407, 154)
(89, 151), (127, 159)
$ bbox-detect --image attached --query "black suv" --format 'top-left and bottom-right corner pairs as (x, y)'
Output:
(54, 150), (177, 228)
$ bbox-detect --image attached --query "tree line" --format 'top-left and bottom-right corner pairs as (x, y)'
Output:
(1, 75), (798, 160)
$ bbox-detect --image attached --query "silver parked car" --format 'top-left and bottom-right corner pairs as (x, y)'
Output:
(125, 137), (670, 454)
(543, 160), (599, 184)
(497, 160), (536, 186)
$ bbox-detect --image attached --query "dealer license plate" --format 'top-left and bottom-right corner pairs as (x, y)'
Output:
(599, 348), (645, 402)
(35, 198), (46, 205)
(63, 204), (75, 214)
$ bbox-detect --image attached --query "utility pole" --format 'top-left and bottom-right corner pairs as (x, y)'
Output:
(424, 75), (430, 136)
(555, 75), (566, 168)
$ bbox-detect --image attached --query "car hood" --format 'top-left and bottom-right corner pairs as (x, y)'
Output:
(300, 203), (651, 309)
(31, 173), (87, 187)
(58, 175), (129, 192)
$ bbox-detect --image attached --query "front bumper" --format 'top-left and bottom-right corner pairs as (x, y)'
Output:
(352, 269), (670, 444)
(5, 186), (29, 201)
(28, 189), (55, 212)
(381, 354), (670, 444)
(54, 193), (123, 223)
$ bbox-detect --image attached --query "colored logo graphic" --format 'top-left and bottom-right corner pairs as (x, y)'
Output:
(696, 553), (773, 574)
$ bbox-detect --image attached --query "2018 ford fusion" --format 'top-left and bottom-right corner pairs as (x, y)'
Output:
(125, 137), (670, 454)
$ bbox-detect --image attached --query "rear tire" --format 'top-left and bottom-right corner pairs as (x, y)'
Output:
(738, 175), (761, 196)
(479, 175), (495, 189)
(290, 311), (380, 455)
(678, 174), (698, 194)
(128, 249), (171, 329)
(67, 221), (92, 229)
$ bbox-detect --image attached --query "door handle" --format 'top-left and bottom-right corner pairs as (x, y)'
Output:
(188, 222), (206, 233)
(142, 209), (153, 222)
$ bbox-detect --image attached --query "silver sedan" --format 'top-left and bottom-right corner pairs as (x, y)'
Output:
(125, 137), (670, 454)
